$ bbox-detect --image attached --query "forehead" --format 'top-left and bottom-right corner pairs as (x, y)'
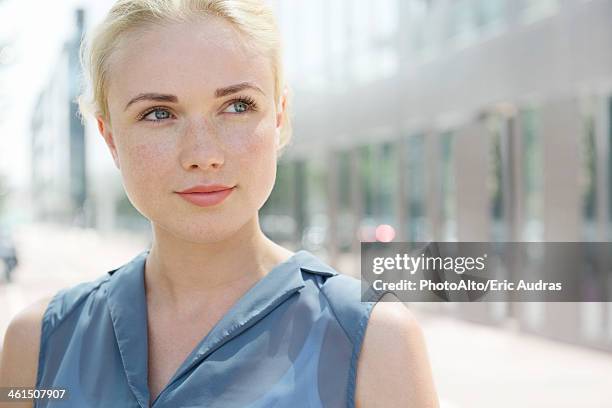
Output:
(107, 17), (274, 103)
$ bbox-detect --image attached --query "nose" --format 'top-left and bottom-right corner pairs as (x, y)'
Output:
(178, 118), (225, 171)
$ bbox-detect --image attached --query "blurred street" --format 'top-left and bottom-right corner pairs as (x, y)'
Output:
(0, 223), (150, 345)
(1, 223), (611, 407)
(420, 312), (612, 407)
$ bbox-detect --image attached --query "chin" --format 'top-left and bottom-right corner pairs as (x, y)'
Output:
(153, 211), (254, 244)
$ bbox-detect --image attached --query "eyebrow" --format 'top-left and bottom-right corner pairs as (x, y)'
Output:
(124, 82), (265, 111)
(215, 82), (264, 98)
(124, 93), (177, 110)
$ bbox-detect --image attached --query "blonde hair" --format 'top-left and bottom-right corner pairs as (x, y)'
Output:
(78, 0), (292, 151)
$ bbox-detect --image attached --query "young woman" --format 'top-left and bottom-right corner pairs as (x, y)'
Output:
(0, 1), (439, 407)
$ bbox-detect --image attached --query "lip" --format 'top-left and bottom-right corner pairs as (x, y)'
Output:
(177, 184), (234, 194)
(176, 184), (235, 207)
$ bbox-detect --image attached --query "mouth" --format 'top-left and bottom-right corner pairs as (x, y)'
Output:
(177, 184), (235, 194)
(175, 185), (235, 207)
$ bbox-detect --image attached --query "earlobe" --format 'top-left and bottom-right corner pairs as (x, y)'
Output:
(275, 88), (288, 148)
(96, 116), (121, 170)
(275, 88), (288, 130)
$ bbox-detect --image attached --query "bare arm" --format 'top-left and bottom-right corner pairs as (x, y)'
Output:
(355, 295), (439, 408)
(0, 297), (52, 408)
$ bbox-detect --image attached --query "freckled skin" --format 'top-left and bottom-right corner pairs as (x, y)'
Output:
(100, 16), (281, 244)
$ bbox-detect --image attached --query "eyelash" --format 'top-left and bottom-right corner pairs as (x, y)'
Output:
(231, 95), (259, 113)
(137, 96), (259, 123)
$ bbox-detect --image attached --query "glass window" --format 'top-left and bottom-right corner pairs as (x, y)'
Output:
(408, 0), (433, 17)
(520, 0), (560, 24)
(440, 131), (457, 240)
(447, 0), (477, 46)
(481, 0), (505, 24)
(350, 0), (371, 82)
(405, 134), (428, 241)
(520, 107), (544, 240)
(274, 1), (299, 82)
(358, 142), (399, 241)
(360, 144), (378, 220)
(486, 114), (506, 241)
(475, 0), (506, 36)
(379, 142), (398, 226)
(328, 0), (349, 89)
(359, 143), (397, 224)
(409, 3), (439, 62)
(580, 106), (597, 240)
(373, 0), (399, 39)
(302, 157), (328, 251)
(297, 0), (327, 90)
(350, 0), (399, 82)
(336, 150), (356, 252)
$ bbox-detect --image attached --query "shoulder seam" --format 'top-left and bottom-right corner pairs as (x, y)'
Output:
(36, 288), (65, 389)
(318, 276), (356, 345)
(347, 300), (376, 408)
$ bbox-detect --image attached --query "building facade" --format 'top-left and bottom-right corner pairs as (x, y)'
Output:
(262, 0), (612, 351)
(30, 9), (88, 225)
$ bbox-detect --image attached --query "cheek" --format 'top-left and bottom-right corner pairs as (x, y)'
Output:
(237, 127), (278, 205)
(117, 139), (175, 214)
(121, 143), (165, 182)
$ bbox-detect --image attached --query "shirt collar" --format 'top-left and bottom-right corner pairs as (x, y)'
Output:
(105, 248), (336, 407)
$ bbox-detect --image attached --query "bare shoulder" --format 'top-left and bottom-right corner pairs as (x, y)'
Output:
(0, 296), (53, 392)
(355, 294), (439, 408)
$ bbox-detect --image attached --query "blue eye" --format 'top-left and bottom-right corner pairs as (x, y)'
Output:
(224, 96), (258, 114)
(141, 108), (173, 122)
(229, 101), (249, 113)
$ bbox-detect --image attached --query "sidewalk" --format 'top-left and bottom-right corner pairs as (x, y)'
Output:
(413, 309), (612, 408)
(0, 222), (149, 346)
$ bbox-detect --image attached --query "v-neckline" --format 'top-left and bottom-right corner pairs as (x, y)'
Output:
(105, 249), (321, 408)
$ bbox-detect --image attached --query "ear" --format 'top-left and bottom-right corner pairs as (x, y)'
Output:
(96, 115), (121, 170)
(274, 87), (288, 147)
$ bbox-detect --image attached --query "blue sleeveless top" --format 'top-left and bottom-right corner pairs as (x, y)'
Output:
(35, 249), (390, 408)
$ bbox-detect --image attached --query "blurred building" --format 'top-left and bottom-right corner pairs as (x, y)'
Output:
(30, 9), (87, 225)
(262, 0), (612, 352)
(29, 5), (149, 233)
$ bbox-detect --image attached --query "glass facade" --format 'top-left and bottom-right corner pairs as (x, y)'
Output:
(519, 0), (560, 24)
(359, 143), (397, 224)
(487, 114), (506, 241)
(301, 157), (328, 251)
(405, 134), (428, 241)
(580, 105), (598, 241)
(440, 131), (457, 240)
(448, 0), (507, 42)
(520, 107), (543, 241)
(259, 0), (612, 353)
(328, 0), (349, 90)
(349, 0), (399, 83)
(336, 150), (355, 252)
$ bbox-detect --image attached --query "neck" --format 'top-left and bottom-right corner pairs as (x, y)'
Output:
(144, 215), (293, 310)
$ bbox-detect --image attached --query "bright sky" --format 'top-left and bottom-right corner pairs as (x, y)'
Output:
(0, 0), (77, 189)
(0, 0), (115, 190)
